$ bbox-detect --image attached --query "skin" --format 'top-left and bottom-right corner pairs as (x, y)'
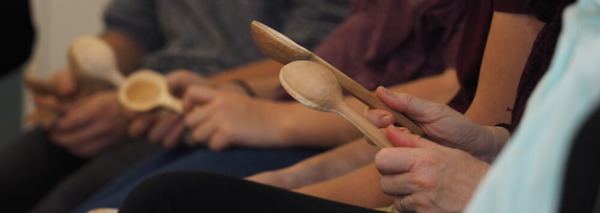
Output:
(39, 31), (144, 158)
(246, 11), (545, 211)
(375, 126), (489, 213)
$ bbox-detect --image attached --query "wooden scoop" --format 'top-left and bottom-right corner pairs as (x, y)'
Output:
(25, 36), (124, 96)
(118, 69), (183, 114)
(251, 21), (424, 136)
(25, 36), (125, 127)
(280, 60), (392, 148)
(68, 35), (124, 86)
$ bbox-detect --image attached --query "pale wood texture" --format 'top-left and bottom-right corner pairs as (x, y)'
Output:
(118, 69), (183, 114)
(251, 21), (424, 136)
(280, 61), (392, 148)
(25, 36), (124, 127)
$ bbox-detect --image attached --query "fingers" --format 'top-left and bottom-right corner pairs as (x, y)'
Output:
(129, 113), (157, 139)
(166, 70), (210, 97)
(365, 108), (396, 128)
(380, 173), (420, 196)
(182, 86), (215, 111)
(395, 195), (418, 213)
(162, 122), (185, 149)
(52, 68), (77, 96)
(50, 116), (114, 148)
(375, 86), (446, 122)
(65, 133), (122, 158)
(385, 126), (436, 148)
(54, 103), (97, 132)
(187, 114), (219, 145)
(147, 113), (182, 142)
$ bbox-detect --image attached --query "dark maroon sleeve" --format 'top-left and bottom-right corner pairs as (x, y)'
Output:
(494, 0), (534, 14)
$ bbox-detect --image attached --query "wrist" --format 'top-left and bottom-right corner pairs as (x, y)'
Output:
(221, 79), (256, 97)
(477, 125), (511, 162)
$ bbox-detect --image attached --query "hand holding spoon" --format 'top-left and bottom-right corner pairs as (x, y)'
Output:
(118, 69), (183, 114)
(251, 21), (424, 136)
(280, 60), (392, 148)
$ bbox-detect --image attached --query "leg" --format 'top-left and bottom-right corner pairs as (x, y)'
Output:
(120, 171), (381, 213)
(0, 127), (87, 213)
(75, 147), (324, 212)
(31, 140), (160, 213)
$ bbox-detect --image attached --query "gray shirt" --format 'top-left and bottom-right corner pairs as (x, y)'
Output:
(103, 0), (350, 76)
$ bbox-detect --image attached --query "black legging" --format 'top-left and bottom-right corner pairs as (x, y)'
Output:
(559, 105), (600, 213)
(0, 127), (87, 213)
(120, 171), (382, 213)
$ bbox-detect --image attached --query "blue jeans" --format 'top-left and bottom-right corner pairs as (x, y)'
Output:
(73, 146), (325, 212)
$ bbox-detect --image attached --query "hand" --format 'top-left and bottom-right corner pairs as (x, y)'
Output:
(50, 91), (131, 158)
(375, 126), (489, 213)
(125, 70), (206, 149)
(182, 85), (289, 150)
(26, 69), (78, 128)
(366, 87), (508, 161)
(127, 110), (186, 149)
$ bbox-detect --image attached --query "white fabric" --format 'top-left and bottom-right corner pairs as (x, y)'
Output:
(465, 0), (600, 212)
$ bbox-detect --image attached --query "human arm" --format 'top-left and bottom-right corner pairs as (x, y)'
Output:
(36, 30), (145, 157)
(247, 138), (379, 189)
(464, 12), (545, 125)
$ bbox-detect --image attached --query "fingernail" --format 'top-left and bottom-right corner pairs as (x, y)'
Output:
(379, 86), (393, 95)
(382, 115), (393, 125)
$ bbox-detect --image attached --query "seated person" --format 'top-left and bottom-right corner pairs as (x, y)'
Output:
(116, 0), (600, 211)
(73, 0), (468, 211)
(0, 1), (351, 212)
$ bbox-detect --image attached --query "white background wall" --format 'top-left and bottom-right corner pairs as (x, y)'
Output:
(0, 0), (110, 147)
(28, 0), (111, 77)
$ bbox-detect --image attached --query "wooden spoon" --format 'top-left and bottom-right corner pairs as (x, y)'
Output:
(68, 35), (125, 86)
(25, 36), (125, 127)
(118, 69), (183, 114)
(280, 60), (392, 148)
(251, 21), (424, 136)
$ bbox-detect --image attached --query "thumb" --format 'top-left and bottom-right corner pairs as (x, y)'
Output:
(375, 86), (441, 122)
(386, 126), (440, 149)
(52, 69), (77, 96)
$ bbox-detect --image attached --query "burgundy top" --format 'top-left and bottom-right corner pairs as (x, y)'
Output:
(510, 0), (573, 131)
(448, 0), (535, 113)
(275, 0), (468, 101)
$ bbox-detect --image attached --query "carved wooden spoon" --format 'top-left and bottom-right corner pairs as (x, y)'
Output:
(280, 60), (392, 148)
(118, 69), (183, 114)
(251, 21), (424, 136)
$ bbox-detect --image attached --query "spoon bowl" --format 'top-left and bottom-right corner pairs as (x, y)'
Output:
(69, 36), (124, 86)
(251, 21), (424, 136)
(118, 69), (183, 114)
(280, 60), (391, 148)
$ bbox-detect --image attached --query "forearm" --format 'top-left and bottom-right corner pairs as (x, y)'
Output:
(275, 101), (363, 147)
(208, 59), (285, 99)
(464, 12), (544, 126)
(290, 139), (378, 185)
(100, 30), (145, 75)
(294, 164), (393, 208)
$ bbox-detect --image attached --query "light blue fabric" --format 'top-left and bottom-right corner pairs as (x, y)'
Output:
(466, 1), (600, 212)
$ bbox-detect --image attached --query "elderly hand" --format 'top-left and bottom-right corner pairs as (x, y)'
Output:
(366, 87), (509, 162)
(375, 126), (489, 213)
(50, 90), (131, 158)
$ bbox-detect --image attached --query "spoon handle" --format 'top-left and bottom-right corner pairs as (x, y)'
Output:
(333, 103), (392, 148)
(162, 96), (184, 114)
(311, 56), (425, 137)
